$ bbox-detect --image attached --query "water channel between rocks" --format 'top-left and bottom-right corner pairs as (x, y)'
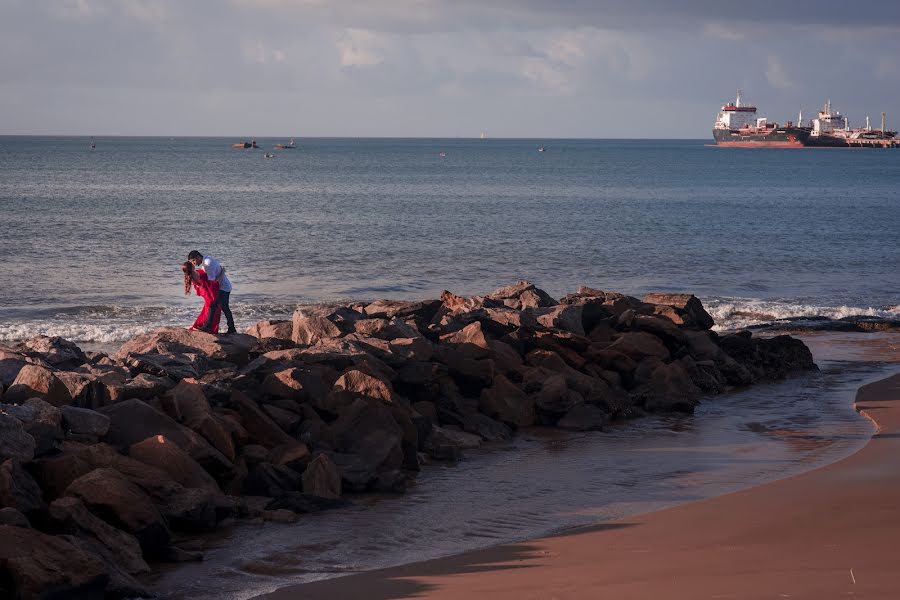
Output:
(146, 332), (899, 600)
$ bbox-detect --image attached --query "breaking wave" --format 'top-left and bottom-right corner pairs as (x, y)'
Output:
(705, 297), (900, 331)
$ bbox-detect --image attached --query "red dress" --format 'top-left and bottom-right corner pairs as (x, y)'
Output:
(190, 269), (222, 332)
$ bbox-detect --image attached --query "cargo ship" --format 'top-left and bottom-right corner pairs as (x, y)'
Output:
(805, 100), (898, 147)
(712, 91), (809, 147)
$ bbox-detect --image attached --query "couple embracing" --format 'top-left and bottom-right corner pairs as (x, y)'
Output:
(181, 250), (236, 334)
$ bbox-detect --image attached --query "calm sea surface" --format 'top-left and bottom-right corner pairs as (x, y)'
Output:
(1, 136), (898, 340)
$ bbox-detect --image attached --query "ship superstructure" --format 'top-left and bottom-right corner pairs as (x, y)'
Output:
(806, 100), (897, 147)
(712, 90), (809, 147)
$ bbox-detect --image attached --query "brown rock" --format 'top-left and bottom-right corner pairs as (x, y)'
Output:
(64, 467), (170, 554)
(262, 367), (306, 400)
(0, 349), (29, 388)
(302, 453), (342, 499)
(4, 363), (72, 406)
(22, 335), (88, 370)
(115, 326), (258, 366)
(532, 304), (585, 336)
(129, 435), (221, 493)
(479, 374), (536, 428)
(232, 391), (294, 448)
(0, 459), (45, 517)
(641, 360), (702, 413)
(246, 319), (294, 340)
(123, 372), (175, 401)
(0, 524), (109, 599)
(607, 331), (671, 362)
(643, 292), (715, 330)
(291, 309), (343, 345)
(48, 496), (150, 575)
(441, 321), (491, 359)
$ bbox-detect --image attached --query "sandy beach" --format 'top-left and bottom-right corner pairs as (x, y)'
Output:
(260, 367), (900, 600)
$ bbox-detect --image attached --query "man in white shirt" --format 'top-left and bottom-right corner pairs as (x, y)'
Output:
(188, 250), (236, 334)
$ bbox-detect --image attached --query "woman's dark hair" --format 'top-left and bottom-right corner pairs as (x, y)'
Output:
(181, 261), (194, 295)
(188, 250), (203, 260)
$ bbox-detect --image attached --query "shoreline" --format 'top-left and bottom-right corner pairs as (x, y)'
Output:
(257, 367), (900, 600)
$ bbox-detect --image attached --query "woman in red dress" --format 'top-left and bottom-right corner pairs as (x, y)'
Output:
(182, 261), (222, 332)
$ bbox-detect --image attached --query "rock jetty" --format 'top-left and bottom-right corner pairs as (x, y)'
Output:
(0, 282), (816, 599)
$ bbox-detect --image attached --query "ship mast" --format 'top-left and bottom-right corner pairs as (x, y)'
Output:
(735, 89), (742, 107)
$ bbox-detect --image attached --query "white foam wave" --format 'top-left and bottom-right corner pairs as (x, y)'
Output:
(0, 301), (297, 344)
(706, 297), (900, 331)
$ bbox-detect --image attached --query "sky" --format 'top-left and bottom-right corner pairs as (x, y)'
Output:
(2, 0), (900, 138)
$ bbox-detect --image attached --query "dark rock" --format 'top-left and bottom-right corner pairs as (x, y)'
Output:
(0, 411), (36, 462)
(0, 349), (29, 388)
(643, 292), (715, 330)
(0, 506), (29, 528)
(243, 463), (302, 497)
(640, 361), (702, 413)
(607, 331), (671, 362)
(0, 524), (109, 600)
(99, 399), (232, 475)
(22, 335), (88, 370)
(129, 435), (221, 494)
(123, 372), (175, 401)
(232, 391), (294, 448)
(60, 405), (110, 437)
(48, 496), (150, 576)
(291, 309), (344, 345)
(64, 467), (170, 555)
(0, 459), (45, 517)
(479, 374), (535, 428)
(557, 403), (610, 431)
(486, 281), (558, 310)
(301, 453), (342, 499)
(115, 327), (258, 367)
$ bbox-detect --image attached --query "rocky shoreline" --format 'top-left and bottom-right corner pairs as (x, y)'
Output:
(0, 282), (817, 599)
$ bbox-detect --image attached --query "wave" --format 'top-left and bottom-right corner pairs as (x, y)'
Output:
(0, 301), (297, 344)
(705, 297), (900, 331)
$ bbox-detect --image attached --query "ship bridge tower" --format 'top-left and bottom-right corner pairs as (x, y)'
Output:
(715, 89), (758, 130)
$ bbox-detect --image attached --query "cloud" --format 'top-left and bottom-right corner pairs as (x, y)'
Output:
(765, 55), (792, 90)
(703, 22), (745, 41)
(336, 28), (386, 66)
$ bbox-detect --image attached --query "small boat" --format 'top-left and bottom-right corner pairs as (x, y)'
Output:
(438, 151), (446, 158)
(231, 141), (251, 149)
(90, 137), (95, 149)
(264, 153), (275, 159)
(538, 146), (545, 152)
(274, 138), (296, 150)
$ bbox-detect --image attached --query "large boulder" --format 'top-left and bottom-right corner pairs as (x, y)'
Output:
(129, 435), (221, 494)
(291, 309), (344, 345)
(232, 391), (294, 448)
(21, 335), (88, 370)
(486, 281), (558, 310)
(60, 405), (111, 437)
(99, 399), (232, 475)
(0, 459), (45, 518)
(16, 398), (64, 456)
(440, 321), (491, 359)
(607, 331), (671, 362)
(122, 373), (175, 401)
(301, 453), (342, 499)
(246, 319), (294, 340)
(643, 292), (715, 330)
(0, 349), (29, 388)
(4, 364), (72, 406)
(479, 374), (536, 428)
(0, 412), (36, 462)
(531, 304), (585, 336)
(48, 496), (149, 576)
(640, 361), (702, 413)
(330, 398), (404, 489)
(64, 468), (170, 554)
(116, 327), (258, 366)
(0, 524), (110, 599)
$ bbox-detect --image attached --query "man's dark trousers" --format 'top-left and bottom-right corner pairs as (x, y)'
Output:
(204, 290), (235, 333)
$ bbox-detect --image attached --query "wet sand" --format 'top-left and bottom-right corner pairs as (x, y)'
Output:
(258, 340), (900, 600)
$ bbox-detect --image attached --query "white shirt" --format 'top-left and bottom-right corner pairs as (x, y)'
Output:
(202, 256), (233, 292)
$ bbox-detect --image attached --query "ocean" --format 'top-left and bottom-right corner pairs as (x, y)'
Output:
(2, 136), (899, 599)
(1, 136), (898, 343)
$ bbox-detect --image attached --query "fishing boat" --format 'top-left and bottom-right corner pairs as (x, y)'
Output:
(274, 138), (296, 150)
(231, 139), (259, 149)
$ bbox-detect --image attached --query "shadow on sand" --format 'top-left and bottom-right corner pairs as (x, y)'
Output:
(254, 523), (636, 600)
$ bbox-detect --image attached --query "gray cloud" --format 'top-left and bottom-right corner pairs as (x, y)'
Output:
(2, 0), (900, 136)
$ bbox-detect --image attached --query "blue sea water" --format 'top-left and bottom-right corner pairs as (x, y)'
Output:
(0, 136), (898, 342)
